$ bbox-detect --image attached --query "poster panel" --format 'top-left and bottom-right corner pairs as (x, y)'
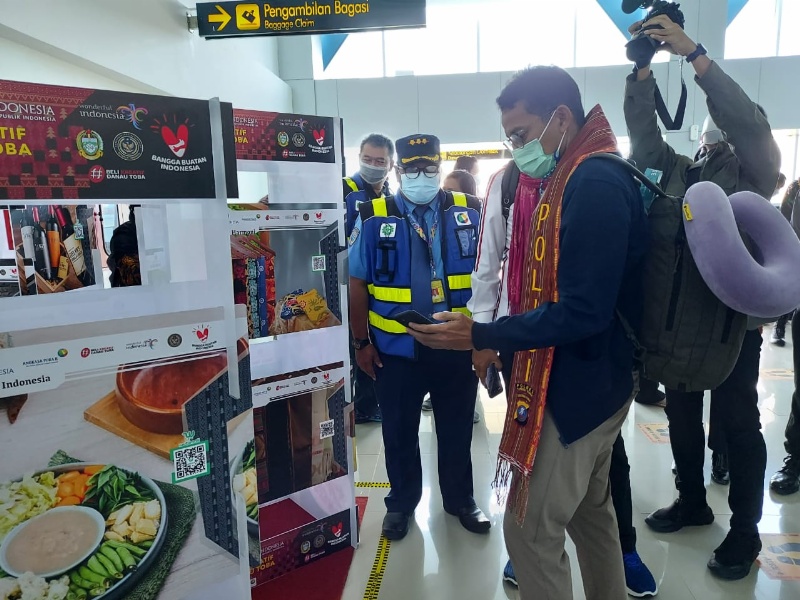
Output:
(0, 80), (238, 200)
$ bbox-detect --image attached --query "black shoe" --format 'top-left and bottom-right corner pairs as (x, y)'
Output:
(355, 408), (382, 424)
(635, 388), (667, 406)
(381, 512), (412, 540)
(445, 504), (491, 534)
(707, 530), (762, 580)
(770, 325), (786, 346)
(770, 455), (800, 495)
(711, 452), (730, 486)
(645, 497), (714, 533)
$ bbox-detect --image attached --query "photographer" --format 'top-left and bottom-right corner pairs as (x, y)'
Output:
(624, 13), (781, 581)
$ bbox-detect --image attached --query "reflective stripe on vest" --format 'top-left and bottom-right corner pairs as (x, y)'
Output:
(447, 274), (471, 291)
(452, 307), (472, 317)
(369, 311), (407, 334)
(452, 191), (467, 207)
(368, 284), (411, 303)
(344, 177), (359, 193)
(372, 197), (389, 217)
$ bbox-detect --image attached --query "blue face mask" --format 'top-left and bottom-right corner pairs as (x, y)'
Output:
(511, 113), (565, 179)
(400, 173), (441, 205)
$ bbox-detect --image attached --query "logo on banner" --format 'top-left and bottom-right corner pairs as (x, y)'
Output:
(323, 372), (331, 382)
(76, 130), (104, 160)
(125, 338), (158, 350)
(81, 346), (114, 358)
(332, 522), (343, 538)
(168, 333), (183, 348)
(117, 104), (149, 130)
(57, 349), (68, 357)
(301, 541), (311, 554)
(292, 133), (306, 147)
(89, 165), (106, 183)
(150, 116), (208, 171)
(22, 357), (58, 367)
(113, 132), (144, 161)
(312, 127), (326, 146)
(277, 132), (289, 147)
(0, 102), (55, 122)
(191, 325), (216, 350)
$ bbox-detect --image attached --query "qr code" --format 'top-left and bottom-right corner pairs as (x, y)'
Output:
(311, 255), (326, 272)
(171, 441), (210, 483)
(320, 419), (335, 440)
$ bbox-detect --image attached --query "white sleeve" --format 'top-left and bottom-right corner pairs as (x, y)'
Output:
(468, 168), (508, 324)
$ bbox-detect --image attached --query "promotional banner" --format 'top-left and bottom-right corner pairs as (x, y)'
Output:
(0, 310), (252, 600)
(233, 110), (336, 164)
(0, 80), (238, 200)
(197, 0), (426, 39)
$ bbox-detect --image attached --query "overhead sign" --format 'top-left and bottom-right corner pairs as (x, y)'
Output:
(196, 1), (426, 38)
(440, 149), (510, 161)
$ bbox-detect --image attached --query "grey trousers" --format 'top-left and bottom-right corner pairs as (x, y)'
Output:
(503, 400), (632, 600)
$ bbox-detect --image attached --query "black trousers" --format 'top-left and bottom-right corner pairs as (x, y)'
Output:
(375, 346), (478, 513)
(499, 353), (637, 554)
(349, 340), (379, 417)
(785, 314), (800, 456)
(665, 329), (767, 534)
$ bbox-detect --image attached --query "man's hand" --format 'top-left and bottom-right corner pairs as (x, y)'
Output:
(472, 349), (502, 387)
(642, 14), (697, 57)
(628, 19), (644, 37)
(356, 345), (383, 380)
(406, 312), (475, 351)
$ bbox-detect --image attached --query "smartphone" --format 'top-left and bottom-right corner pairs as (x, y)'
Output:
(393, 310), (437, 328)
(486, 363), (503, 398)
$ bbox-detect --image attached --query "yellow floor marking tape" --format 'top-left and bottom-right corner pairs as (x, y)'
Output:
(356, 481), (391, 488)
(363, 535), (392, 600)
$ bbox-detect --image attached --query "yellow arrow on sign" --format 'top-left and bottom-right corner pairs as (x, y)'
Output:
(208, 4), (232, 31)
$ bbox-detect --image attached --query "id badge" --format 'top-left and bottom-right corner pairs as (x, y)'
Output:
(431, 279), (445, 304)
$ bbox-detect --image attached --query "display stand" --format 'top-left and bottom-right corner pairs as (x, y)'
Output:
(0, 80), (252, 600)
(226, 108), (357, 590)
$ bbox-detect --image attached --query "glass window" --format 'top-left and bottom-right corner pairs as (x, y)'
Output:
(778, 0), (800, 57)
(316, 31), (385, 79)
(479, 0), (578, 72)
(725, 0), (779, 60)
(384, 6), (478, 77)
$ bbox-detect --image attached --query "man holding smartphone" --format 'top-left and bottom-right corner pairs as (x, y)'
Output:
(348, 134), (489, 541)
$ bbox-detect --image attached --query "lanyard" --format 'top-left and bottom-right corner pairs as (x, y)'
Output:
(405, 207), (439, 278)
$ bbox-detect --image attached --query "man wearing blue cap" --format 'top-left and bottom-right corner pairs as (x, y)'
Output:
(348, 134), (490, 540)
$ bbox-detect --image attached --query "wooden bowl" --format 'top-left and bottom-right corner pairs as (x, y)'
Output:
(115, 339), (247, 435)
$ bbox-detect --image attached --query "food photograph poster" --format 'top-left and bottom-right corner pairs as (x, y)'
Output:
(0, 309), (253, 600)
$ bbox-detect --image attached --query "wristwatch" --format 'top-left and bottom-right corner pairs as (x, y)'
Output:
(686, 44), (707, 63)
(352, 338), (371, 350)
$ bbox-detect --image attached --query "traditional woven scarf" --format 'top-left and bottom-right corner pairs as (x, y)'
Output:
(507, 174), (548, 313)
(494, 106), (620, 522)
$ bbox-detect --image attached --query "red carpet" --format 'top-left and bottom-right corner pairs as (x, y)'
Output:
(251, 496), (368, 600)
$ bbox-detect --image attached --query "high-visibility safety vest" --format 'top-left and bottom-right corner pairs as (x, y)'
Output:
(357, 191), (482, 359)
(343, 175), (389, 238)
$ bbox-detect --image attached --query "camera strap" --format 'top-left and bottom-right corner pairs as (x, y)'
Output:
(654, 59), (688, 131)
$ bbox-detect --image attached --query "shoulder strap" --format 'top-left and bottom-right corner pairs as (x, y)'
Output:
(358, 195), (402, 221)
(442, 191), (480, 212)
(587, 153), (668, 199)
(344, 177), (359, 193)
(501, 163), (521, 225)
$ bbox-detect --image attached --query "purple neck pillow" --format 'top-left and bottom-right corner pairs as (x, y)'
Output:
(683, 181), (800, 318)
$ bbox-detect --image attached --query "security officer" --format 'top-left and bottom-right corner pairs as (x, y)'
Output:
(344, 134), (394, 238)
(345, 133), (394, 423)
(348, 134), (490, 540)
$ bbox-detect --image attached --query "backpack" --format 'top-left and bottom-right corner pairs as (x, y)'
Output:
(500, 154), (747, 393)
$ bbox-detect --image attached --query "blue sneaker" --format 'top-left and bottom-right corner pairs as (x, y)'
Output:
(624, 551), (658, 597)
(502, 560), (517, 586)
(355, 407), (382, 424)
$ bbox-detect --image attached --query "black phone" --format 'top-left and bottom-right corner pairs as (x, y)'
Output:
(393, 310), (437, 327)
(486, 363), (503, 398)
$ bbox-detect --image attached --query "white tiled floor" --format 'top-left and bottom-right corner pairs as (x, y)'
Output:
(343, 325), (800, 600)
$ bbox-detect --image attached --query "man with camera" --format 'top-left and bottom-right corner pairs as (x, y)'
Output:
(624, 11), (781, 581)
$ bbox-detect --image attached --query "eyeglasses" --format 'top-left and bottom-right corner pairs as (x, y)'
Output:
(504, 132), (527, 152)
(400, 165), (440, 179)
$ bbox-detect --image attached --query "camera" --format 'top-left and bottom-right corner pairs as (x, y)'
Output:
(624, 1), (685, 68)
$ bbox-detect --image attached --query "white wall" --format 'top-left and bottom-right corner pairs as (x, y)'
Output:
(278, 0), (800, 159)
(0, 0), (291, 111)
